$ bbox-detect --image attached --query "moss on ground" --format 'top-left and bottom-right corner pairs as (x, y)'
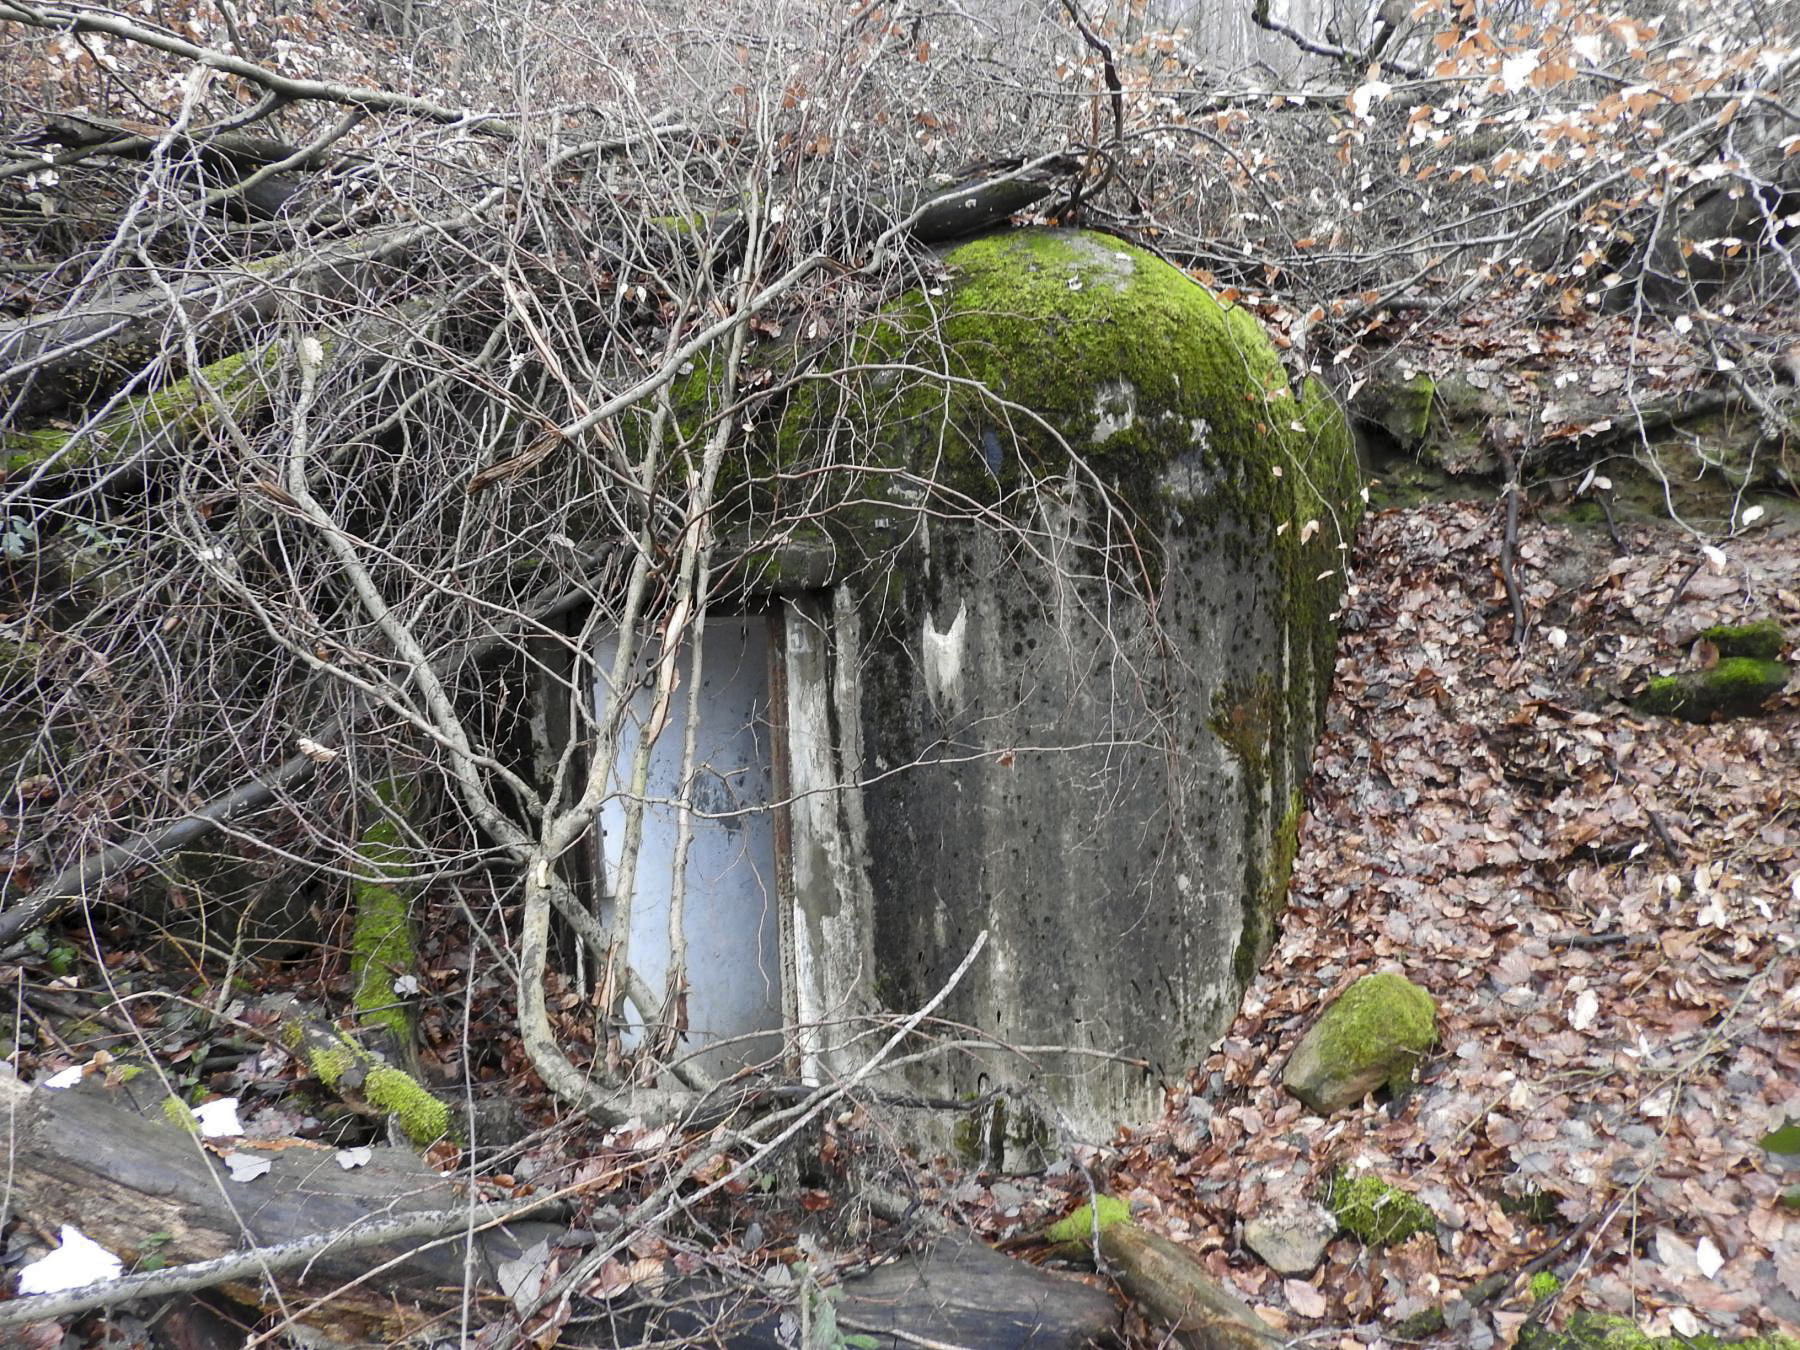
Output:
(1698, 618), (1786, 660)
(1325, 1171), (1437, 1246)
(1635, 657), (1789, 720)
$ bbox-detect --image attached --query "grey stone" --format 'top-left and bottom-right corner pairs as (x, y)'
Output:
(1243, 1203), (1338, 1275)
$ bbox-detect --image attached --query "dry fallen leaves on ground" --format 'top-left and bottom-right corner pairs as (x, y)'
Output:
(1099, 500), (1800, 1345)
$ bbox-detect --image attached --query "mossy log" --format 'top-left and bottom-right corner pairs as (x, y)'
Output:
(609, 1233), (1119, 1350)
(1048, 1201), (1283, 1350)
(2, 342), (284, 475)
(270, 995), (450, 1146)
(349, 778), (422, 1058)
(1, 160), (1078, 425)
(0, 226), (413, 421)
(1634, 658), (1790, 721)
(0, 1066), (557, 1341)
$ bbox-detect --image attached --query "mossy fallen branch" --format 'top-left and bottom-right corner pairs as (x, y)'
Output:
(2, 343), (283, 475)
(1634, 657), (1789, 721)
(272, 998), (450, 1147)
(350, 778), (420, 1049)
(1044, 1197), (1282, 1349)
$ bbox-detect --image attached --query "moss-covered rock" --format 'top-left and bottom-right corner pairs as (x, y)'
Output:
(1325, 1171), (1437, 1246)
(1518, 1312), (1800, 1350)
(1283, 972), (1436, 1113)
(1698, 618), (1787, 660)
(1353, 369), (1503, 475)
(1357, 370), (1436, 448)
(1634, 657), (1789, 721)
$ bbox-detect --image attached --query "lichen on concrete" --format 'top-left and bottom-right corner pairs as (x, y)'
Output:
(1325, 1171), (1436, 1246)
(776, 227), (1363, 1140)
(781, 228), (1358, 552)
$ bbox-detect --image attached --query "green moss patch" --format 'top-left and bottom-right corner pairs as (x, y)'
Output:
(1045, 1194), (1131, 1243)
(350, 779), (419, 1045)
(1635, 657), (1789, 721)
(1698, 619), (1786, 660)
(362, 1065), (450, 1146)
(289, 1019), (449, 1146)
(2, 343), (283, 474)
(1325, 1171), (1436, 1246)
(1358, 370), (1436, 448)
(778, 228), (1359, 572)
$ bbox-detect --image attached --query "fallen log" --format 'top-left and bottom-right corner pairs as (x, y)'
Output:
(0, 1064), (561, 1341)
(588, 1233), (1120, 1350)
(0, 1058), (1119, 1346)
(0, 227), (414, 423)
(1047, 1200), (1283, 1350)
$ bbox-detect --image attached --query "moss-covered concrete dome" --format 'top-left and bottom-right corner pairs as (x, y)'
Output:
(774, 228), (1362, 1151)
(784, 228), (1350, 537)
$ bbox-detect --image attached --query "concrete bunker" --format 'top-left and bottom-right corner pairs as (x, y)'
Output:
(571, 229), (1362, 1153)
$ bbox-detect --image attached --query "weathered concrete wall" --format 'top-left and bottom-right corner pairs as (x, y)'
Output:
(778, 229), (1362, 1151)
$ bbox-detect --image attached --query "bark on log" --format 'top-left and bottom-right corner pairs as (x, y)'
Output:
(1048, 1205), (1282, 1350)
(0, 1063), (1117, 1345)
(0, 1066), (561, 1341)
(37, 113), (360, 175)
(606, 1234), (1120, 1350)
(1097, 1223), (1284, 1350)
(0, 223), (417, 422)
